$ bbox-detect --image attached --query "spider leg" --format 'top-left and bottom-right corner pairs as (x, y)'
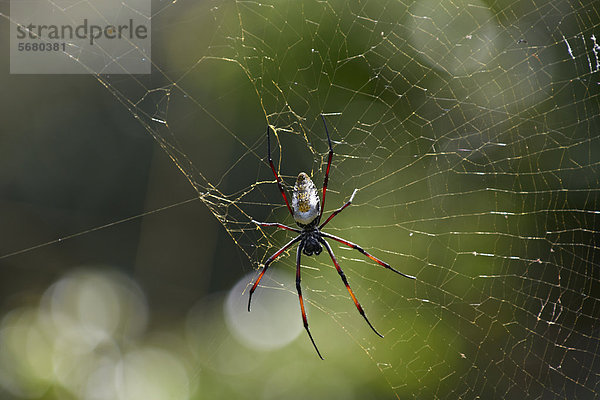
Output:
(296, 242), (324, 360)
(267, 125), (294, 217)
(319, 189), (357, 229)
(248, 236), (302, 312)
(318, 114), (334, 223)
(251, 220), (301, 233)
(320, 238), (383, 338)
(321, 232), (416, 280)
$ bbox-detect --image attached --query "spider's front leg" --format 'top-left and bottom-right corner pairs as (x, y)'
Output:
(295, 242), (324, 360)
(247, 236), (301, 311)
(320, 238), (384, 338)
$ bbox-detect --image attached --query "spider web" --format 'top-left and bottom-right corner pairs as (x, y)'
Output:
(3, 0), (600, 398)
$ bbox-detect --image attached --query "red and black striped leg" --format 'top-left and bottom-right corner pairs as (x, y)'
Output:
(267, 126), (294, 216)
(318, 114), (334, 223)
(320, 239), (383, 338)
(319, 189), (357, 229)
(321, 232), (416, 280)
(248, 236), (301, 311)
(251, 220), (301, 233)
(296, 242), (324, 360)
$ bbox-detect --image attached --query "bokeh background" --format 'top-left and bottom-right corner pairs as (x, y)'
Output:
(1, 0), (600, 399)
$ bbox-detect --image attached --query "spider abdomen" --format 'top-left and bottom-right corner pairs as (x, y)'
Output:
(292, 172), (320, 226)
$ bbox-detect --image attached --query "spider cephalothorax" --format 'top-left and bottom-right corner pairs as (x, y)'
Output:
(300, 229), (322, 256)
(249, 115), (415, 360)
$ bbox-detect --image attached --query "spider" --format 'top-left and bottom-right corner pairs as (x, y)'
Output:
(248, 115), (415, 359)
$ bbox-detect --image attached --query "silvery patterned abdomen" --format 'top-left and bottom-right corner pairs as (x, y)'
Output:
(292, 172), (320, 226)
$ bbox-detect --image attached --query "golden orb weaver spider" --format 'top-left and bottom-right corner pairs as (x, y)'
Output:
(249, 115), (415, 359)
